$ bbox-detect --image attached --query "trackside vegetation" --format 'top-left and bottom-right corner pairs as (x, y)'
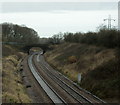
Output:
(1, 22), (40, 46)
(2, 45), (31, 103)
(2, 22), (120, 103)
(2, 23), (41, 103)
(45, 28), (120, 103)
(63, 29), (120, 48)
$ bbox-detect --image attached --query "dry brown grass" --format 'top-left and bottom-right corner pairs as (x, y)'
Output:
(68, 56), (77, 64)
(45, 43), (119, 102)
(45, 43), (115, 81)
(2, 45), (31, 103)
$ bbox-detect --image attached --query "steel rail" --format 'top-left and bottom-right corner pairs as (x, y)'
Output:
(28, 53), (66, 105)
(37, 53), (106, 103)
(36, 54), (94, 104)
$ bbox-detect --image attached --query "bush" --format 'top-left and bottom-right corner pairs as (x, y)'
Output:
(68, 56), (77, 63)
(63, 29), (120, 48)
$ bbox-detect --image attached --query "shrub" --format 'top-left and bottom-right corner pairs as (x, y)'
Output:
(63, 29), (120, 48)
(68, 56), (77, 63)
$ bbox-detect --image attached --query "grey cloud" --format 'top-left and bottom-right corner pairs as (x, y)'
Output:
(1, 2), (118, 13)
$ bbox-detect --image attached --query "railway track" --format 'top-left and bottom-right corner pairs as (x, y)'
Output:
(35, 56), (93, 103)
(28, 53), (66, 104)
(28, 51), (106, 104)
(37, 53), (106, 103)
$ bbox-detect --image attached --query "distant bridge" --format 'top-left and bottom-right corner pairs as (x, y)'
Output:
(2, 42), (50, 54)
(22, 44), (50, 54)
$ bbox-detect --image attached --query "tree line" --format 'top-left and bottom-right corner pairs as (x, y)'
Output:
(2, 22), (120, 48)
(50, 28), (120, 48)
(1, 22), (40, 46)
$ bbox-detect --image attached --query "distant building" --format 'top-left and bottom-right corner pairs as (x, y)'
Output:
(118, 1), (120, 30)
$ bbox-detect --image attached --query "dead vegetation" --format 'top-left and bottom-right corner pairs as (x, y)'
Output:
(2, 45), (31, 103)
(45, 42), (120, 103)
(68, 56), (77, 64)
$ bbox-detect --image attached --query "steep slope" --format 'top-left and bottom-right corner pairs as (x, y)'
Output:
(45, 43), (120, 103)
(2, 45), (31, 103)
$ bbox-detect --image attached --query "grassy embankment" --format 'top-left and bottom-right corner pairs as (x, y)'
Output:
(45, 43), (120, 103)
(2, 45), (31, 103)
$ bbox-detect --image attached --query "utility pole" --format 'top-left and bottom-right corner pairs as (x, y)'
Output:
(104, 15), (115, 30)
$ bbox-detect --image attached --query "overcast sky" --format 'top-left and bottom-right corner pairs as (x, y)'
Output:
(0, 1), (119, 37)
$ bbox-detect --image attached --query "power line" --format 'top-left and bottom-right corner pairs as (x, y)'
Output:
(103, 15), (115, 30)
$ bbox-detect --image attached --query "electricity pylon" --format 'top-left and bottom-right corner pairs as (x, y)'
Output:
(104, 15), (115, 30)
